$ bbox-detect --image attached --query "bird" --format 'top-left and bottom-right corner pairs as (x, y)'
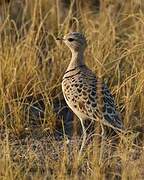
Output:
(57, 32), (123, 155)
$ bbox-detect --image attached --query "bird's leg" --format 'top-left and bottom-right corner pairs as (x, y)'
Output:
(79, 118), (87, 157)
(99, 124), (106, 164)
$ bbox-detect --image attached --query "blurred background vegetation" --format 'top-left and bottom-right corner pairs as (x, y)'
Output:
(0, 0), (144, 179)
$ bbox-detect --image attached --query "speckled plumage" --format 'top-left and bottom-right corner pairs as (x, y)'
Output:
(58, 32), (123, 154)
(62, 64), (123, 130)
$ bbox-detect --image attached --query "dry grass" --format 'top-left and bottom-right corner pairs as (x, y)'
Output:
(0, 0), (144, 179)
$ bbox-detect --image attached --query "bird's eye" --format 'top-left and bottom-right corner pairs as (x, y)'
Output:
(68, 38), (74, 42)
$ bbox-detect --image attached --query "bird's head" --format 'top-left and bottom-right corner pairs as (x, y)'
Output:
(57, 32), (87, 52)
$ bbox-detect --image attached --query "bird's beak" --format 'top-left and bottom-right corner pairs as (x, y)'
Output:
(56, 37), (64, 41)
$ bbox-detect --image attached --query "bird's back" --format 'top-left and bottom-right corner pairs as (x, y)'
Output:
(62, 65), (123, 130)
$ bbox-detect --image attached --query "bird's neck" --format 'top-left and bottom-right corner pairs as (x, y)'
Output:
(66, 50), (85, 71)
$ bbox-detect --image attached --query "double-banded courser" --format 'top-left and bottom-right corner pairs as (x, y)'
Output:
(57, 32), (123, 154)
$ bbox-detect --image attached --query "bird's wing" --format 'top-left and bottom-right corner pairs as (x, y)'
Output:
(102, 84), (123, 130)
